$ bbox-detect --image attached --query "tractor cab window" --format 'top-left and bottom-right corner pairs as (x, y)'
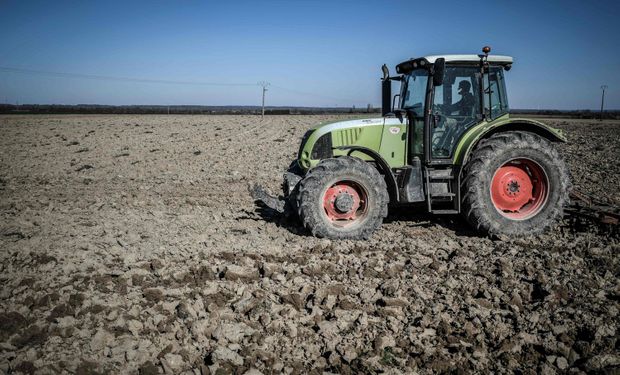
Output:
(431, 66), (481, 158)
(484, 67), (509, 119)
(401, 69), (429, 118)
(401, 69), (429, 158)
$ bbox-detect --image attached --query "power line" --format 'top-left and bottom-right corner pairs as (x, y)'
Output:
(0, 66), (257, 87)
(0, 66), (372, 105)
(269, 84), (367, 104)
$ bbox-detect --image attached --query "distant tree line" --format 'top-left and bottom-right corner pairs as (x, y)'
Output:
(510, 109), (620, 120)
(0, 104), (617, 119)
(0, 104), (382, 115)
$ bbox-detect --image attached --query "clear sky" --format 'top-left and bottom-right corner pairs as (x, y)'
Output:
(0, 0), (618, 109)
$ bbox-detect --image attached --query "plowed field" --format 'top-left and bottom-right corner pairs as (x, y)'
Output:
(1, 115), (618, 374)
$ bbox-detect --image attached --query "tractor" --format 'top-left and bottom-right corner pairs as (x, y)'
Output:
(253, 47), (570, 239)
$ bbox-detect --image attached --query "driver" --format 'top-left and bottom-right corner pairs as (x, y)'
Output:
(447, 80), (475, 116)
(433, 80), (475, 156)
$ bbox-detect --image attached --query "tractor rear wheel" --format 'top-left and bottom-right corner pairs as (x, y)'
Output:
(296, 157), (389, 239)
(462, 131), (570, 236)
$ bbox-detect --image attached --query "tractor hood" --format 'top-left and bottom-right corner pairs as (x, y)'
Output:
(310, 117), (386, 132)
(297, 117), (406, 170)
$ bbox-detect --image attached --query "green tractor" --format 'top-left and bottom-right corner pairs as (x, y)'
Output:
(253, 47), (570, 239)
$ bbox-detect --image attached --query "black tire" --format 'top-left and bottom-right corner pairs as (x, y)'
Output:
(462, 131), (570, 237)
(296, 157), (389, 239)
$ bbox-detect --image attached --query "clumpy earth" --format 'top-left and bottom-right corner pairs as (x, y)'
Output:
(0, 114), (618, 374)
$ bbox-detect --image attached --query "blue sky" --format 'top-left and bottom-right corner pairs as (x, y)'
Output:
(1, 0), (618, 109)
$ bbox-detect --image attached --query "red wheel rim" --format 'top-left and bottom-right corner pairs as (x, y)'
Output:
(490, 158), (548, 220)
(322, 181), (368, 227)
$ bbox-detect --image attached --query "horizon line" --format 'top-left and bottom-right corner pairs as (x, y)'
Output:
(0, 103), (618, 112)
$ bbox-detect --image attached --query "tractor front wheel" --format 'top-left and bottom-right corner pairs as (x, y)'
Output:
(462, 131), (570, 236)
(296, 157), (389, 239)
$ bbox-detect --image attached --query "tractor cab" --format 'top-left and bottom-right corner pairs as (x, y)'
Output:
(383, 52), (513, 165)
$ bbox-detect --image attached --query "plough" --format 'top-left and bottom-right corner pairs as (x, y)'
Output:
(566, 189), (619, 228)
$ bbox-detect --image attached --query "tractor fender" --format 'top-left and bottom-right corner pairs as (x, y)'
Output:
(453, 117), (567, 167)
(333, 146), (399, 203)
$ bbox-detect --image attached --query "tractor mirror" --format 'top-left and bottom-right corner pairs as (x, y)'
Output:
(433, 58), (445, 86)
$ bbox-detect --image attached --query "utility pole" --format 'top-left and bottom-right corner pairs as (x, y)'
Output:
(258, 81), (270, 120)
(600, 85), (608, 121)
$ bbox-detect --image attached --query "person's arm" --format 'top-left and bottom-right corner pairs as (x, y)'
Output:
(445, 99), (462, 114)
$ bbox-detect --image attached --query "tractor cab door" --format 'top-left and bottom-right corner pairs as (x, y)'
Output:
(429, 65), (482, 161)
(422, 64), (483, 213)
(399, 69), (429, 164)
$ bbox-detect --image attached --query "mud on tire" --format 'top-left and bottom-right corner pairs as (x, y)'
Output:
(296, 156), (389, 239)
(462, 131), (570, 237)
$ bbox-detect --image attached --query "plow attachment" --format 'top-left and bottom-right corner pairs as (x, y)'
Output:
(249, 184), (287, 214)
(249, 171), (302, 216)
(567, 189), (620, 226)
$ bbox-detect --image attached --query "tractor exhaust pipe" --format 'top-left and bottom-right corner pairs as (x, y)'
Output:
(381, 64), (392, 116)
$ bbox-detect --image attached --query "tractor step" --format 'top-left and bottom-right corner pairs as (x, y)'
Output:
(431, 192), (456, 198)
(427, 169), (454, 180)
(431, 209), (459, 214)
(429, 175), (455, 181)
(425, 167), (461, 215)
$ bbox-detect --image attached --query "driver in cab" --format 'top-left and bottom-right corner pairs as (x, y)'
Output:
(446, 80), (475, 116)
(433, 79), (476, 156)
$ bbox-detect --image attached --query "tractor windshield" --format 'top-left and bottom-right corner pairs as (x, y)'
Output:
(401, 69), (429, 117)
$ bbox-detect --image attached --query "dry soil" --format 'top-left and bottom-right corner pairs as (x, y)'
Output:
(0, 115), (618, 374)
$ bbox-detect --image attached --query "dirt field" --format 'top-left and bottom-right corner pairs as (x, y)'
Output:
(1, 114), (618, 374)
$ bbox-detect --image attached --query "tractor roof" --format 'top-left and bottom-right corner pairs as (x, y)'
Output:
(423, 54), (513, 64)
(396, 54), (513, 74)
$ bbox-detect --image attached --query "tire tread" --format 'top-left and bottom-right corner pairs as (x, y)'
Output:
(296, 157), (389, 239)
(462, 131), (570, 237)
